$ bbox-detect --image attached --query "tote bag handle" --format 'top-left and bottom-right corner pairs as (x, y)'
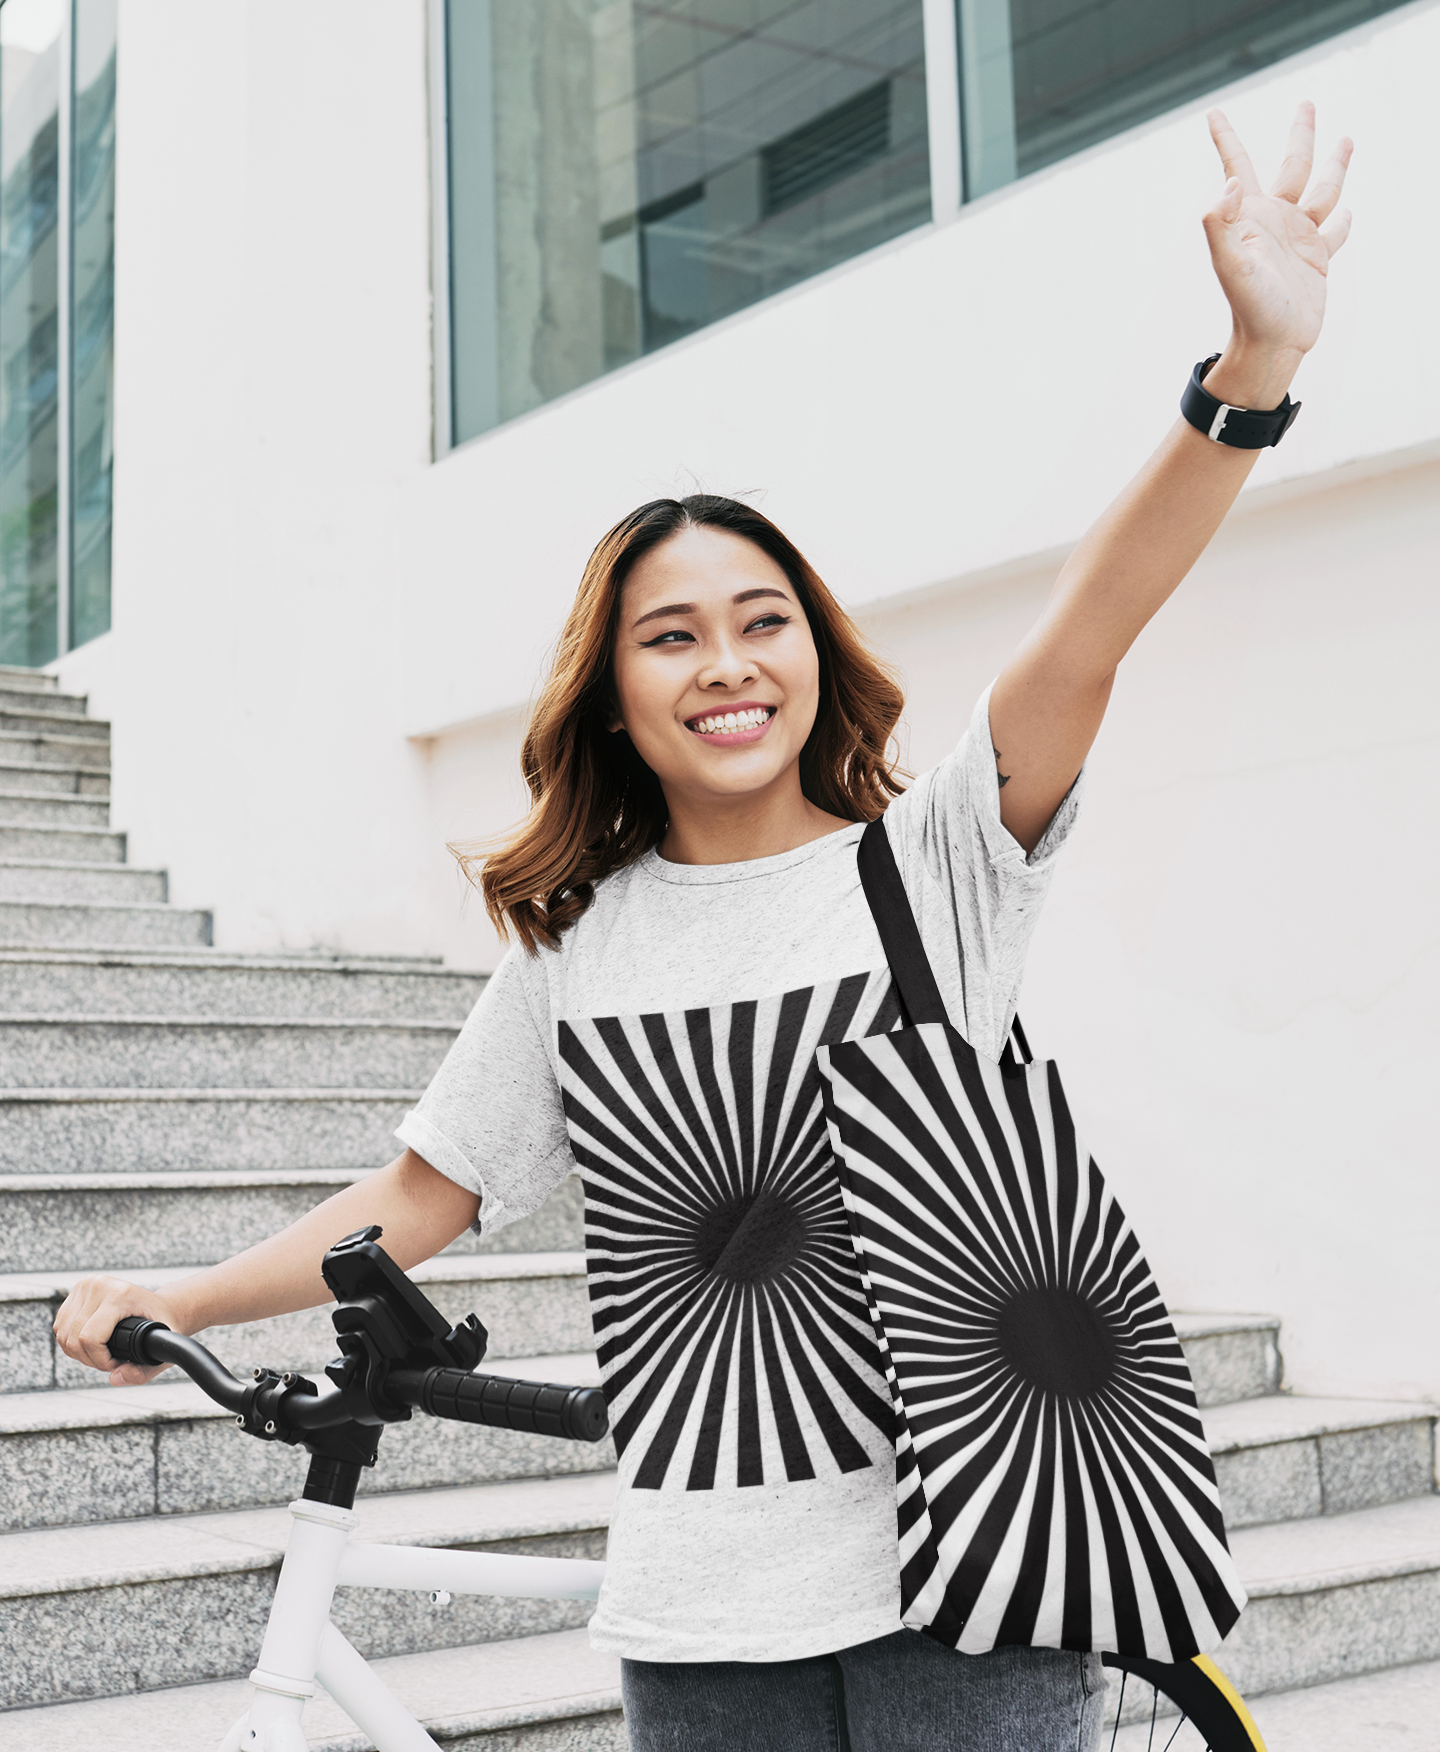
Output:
(857, 817), (1033, 1072)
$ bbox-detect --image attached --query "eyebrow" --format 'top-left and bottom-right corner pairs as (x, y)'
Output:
(632, 587), (790, 630)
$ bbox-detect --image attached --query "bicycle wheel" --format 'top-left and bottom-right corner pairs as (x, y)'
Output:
(1101, 1653), (1267, 1751)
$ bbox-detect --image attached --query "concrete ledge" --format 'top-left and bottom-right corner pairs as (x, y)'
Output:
(0, 898), (207, 947)
(0, 948), (484, 1020)
(0, 1086), (421, 1171)
(0, 1168), (583, 1272)
(0, 1480), (616, 1711)
(0, 1015), (459, 1088)
(0, 792), (110, 825)
(0, 761), (109, 796)
(0, 1626), (624, 1751)
(1171, 1311), (1282, 1408)
(0, 1255), (592, 1401)
(1207, 1395), (1437, 1527)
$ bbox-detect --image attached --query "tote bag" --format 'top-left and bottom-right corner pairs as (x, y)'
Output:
(814, 817), (1246, 1662)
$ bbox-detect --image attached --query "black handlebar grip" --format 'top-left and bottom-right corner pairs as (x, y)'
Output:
(419, 1368), (609, 1443)
(108, 1316), (172, 1367)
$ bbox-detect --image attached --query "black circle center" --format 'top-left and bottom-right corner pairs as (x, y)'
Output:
(995, 1287), (1118, 1397)
(694, 1191), (808, 1284)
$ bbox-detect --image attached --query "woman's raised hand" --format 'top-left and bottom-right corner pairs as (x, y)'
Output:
(1203, 102), (1352, 365)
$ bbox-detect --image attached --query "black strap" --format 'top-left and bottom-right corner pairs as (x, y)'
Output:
(857, 818), (949, 1026)
(1181, 352), (1300, 450)
(858, 816), (1033, 1067)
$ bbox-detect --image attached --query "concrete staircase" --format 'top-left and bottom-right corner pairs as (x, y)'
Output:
(1, 665), (1436, 1747)
(0, 665), (622, 1748)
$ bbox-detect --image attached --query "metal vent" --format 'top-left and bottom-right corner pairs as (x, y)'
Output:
(762, 81), (892, 217)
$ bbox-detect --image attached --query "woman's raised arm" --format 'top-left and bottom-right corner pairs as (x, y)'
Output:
(989, 102), (1353, 852)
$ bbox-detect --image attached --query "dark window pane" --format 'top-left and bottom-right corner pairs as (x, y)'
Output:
(446, 1), (931, 443)
(1000, 0), (1411, 182)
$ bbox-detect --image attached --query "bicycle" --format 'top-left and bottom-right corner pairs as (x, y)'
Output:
(106, 1227), (1268, 1751)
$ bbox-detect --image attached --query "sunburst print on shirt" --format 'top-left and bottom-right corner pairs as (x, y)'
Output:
(558, 970), (904, 1492)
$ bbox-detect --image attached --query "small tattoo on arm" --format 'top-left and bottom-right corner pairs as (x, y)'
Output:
(992, 744), (1011, 789)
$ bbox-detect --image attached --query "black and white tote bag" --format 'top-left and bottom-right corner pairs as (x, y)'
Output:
(815, 817), (1246, 1661)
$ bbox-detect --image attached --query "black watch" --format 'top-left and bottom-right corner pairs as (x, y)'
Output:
(1180, 353), (1300, 449)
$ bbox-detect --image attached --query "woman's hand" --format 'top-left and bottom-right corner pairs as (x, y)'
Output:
(54, 1275), (190, 1387)
(1203, 103), (1352, 383)
(52, 1151), (480, 1390)
(989, 104), (1357, 851)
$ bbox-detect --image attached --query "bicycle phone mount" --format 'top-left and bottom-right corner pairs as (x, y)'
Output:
(112, 1225), (608, 1510)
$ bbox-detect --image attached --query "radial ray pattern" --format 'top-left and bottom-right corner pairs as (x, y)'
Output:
(818, 1021), (1248, 1661)
(559, 971), (903, 1492)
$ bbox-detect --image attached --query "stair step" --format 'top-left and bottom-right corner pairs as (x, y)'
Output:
(1, 1252), (591, 1405)
(0, 824), (124, 863)
(0, 1086), (419, 1170)
(1208, 1394), (1437, 1527)
(1217, 1495), (1440, 1699)
(0, 897), (208, 947)
(0, 1014), (459, 1089)
(0, 790), (109, 826)
(1171, 1311), (1282, 1407)
(0, 1349), (611, 1527)
(0, 729), (110, 769)
(0, 1625), (624, 1749)
(0, 666), (59, 692)
(0, 1166), (583, 1273)
(0, 707), (108, 741)
(0, 858), (162, 902)
(0, 1472), (616, 1711)
(0, 947), (484, 1019)
(0, 686), (87, 716)
(0, 759), (108, 797)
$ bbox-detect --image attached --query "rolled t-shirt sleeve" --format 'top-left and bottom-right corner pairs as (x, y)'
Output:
(884, 680), (1083, 1061)
(396, 946), (575, 1234)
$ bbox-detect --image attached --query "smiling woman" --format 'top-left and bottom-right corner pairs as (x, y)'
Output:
(54, 100), (1355, 1752)
(466, 494), (906, 954)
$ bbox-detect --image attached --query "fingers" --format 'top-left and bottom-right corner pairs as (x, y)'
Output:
(1201, 175), (1245, 238)
(54, 1275), (173, 1383)
(1303, 136), (1354, 226)
(1269, 100), (1316, 203)
(1321, 207), (1353, 257)
(1207, 109), (1261, 195)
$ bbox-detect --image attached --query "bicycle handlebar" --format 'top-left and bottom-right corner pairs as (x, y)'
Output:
(108, 1317), (609, 1444)
(110, 1319), (250, 1410)
(391, 1365), (610, 1443)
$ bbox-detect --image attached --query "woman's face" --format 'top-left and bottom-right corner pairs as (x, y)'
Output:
(610, 525), (821, 808)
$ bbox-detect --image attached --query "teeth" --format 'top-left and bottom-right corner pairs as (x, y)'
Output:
(692, 707), (771, 735)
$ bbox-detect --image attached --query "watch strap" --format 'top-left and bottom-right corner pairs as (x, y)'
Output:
(1181, 353), (1300, 449)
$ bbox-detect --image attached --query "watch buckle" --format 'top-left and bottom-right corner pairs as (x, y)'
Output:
(1207, 402), (1239, 443)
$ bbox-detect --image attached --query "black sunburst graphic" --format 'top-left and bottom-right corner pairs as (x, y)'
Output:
(821, 1026), (1247, 1659)
(558, 972), (903, 1491)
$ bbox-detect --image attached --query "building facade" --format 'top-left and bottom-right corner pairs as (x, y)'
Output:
(22, 0), (1440, 1410)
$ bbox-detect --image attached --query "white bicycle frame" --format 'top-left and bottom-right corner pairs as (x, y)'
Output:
(218, 1495), (606, 1752)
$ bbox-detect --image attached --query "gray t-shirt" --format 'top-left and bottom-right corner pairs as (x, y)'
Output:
(398, 685), (1081, 1663)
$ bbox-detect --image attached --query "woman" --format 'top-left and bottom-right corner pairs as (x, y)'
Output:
(57, 108), (1351, 1750)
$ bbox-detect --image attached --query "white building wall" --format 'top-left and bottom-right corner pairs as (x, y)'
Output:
(52, 0), (1440, 1402)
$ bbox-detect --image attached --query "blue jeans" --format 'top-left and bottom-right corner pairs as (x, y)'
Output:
(622, 1630), (1104, 1751)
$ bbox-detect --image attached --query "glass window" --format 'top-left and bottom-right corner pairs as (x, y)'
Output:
(0, 0), (61, 668)
(444, 1), (930, 445)
(0, 0), (115, 668)
(70, 0), (115, 652)
(960, 0), (1413, 200)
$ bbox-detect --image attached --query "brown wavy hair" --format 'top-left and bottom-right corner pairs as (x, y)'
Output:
(462, 494), (906, 953)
